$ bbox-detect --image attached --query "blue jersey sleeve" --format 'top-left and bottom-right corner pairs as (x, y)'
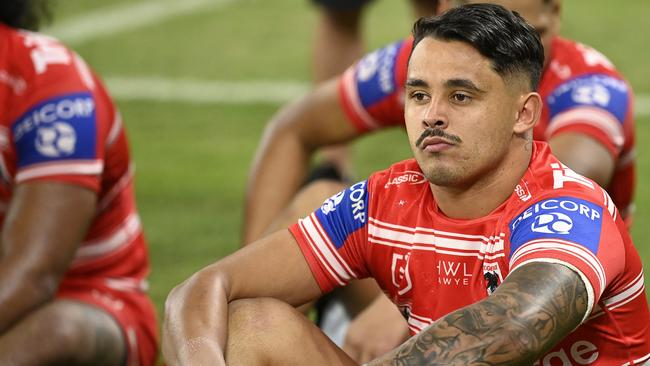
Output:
(509, 196), (604, 257)
(12, 92), (98, 172)
(353, 40), (405, 109)
(546, 73), (630, 123)
(315, 180), (369, 249)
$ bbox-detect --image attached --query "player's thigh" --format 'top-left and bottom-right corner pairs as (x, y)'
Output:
(58, 282), (159, 366)
(265, 180), (348, 234)
(291, 179), (349, 215)
(227, 298), (358, 366)
(0, 299), (125, 366)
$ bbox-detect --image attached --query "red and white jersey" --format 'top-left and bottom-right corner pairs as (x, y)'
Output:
(338, 36), (636, 225)
(291, 142), (650, 365)
(0, 24), (149, 289)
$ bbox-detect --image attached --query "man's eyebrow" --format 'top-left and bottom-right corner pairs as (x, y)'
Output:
(405, 78), (429, 88)
(445, 78), (486, 93)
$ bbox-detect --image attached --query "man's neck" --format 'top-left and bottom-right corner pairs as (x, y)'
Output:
(430, 142), (533, 220)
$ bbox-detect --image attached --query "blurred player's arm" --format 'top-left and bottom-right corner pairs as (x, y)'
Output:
(0, 182), (95, 334)
(549, 132), (614, 187)
(369, 262), (587, 365)
(243, 78), (360, 244)
(163, 230), (323, 365)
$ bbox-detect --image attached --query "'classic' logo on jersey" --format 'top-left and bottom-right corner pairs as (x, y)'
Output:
(514, 181), (532, 202)
(384, 171), (427, 188)
(35, 122), (76, 157)
(531, 212), (573, 234)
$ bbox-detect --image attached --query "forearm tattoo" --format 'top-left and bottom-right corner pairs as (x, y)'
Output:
(372, 262), (588, 366)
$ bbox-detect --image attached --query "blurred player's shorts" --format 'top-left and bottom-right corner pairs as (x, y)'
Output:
(316, 296), (351, 346)
(312, 0), (375, 11)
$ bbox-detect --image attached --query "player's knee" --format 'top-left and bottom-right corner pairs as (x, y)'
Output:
(227, 298), (313, 365)
(35, 301), (125, 365)
(229, 298), (301, 338)
(265, 180), (348, 233)
(294, 180), (348, 209)
(230, 298), (282, 332)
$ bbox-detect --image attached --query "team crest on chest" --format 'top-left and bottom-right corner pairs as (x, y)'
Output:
(391, 253), (413, 295)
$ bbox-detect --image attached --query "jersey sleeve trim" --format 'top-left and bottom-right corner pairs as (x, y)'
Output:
(339, 68), (382, 133)
(597, 271), (645, 316)
(299, 213), (358, 281)
(510, 238), (605, 298)
(289, 222), (340, 293)
(546, 106), (624, 154)
(72, 212), (142, 264)
(106, 112), (123, 147)
(510, 258), (594, 325)
(290, 213), (360, 293)
(15, 160), (103, 183)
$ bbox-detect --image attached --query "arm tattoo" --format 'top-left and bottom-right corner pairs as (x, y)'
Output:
(371, 262), (588, 366)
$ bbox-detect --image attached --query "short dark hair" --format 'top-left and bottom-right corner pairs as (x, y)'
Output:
(411, 3), (544, 90)
(0, 0), (52, 31)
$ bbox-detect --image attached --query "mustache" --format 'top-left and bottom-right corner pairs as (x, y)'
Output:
(415, 128), (462, 148)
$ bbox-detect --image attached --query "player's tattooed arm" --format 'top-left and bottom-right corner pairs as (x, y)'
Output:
(368, 262), (588, 365)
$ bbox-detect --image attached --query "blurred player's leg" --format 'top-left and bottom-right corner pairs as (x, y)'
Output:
(312, 0), (371, 82)
(311, 0), (373, 179)
(226, 298), (357, 366)
(410, 0), (441, 18)
(262, 177), (349, 237)
(0, 300), (125, 365)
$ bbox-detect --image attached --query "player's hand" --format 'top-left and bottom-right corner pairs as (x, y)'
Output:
(342, 295), (410, 364)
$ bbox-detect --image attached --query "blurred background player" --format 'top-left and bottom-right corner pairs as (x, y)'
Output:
(310, 0), (442, 188)
(0, 1), (158, 364)
(245, 0), (636, 361)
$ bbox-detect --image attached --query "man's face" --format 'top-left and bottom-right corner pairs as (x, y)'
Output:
(405, 38), (525, 188)
(466, 0), (561, 66)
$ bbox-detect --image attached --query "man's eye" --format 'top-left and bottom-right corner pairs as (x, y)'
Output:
(452, 93), (471, 103)
(412, 92), (428, 101)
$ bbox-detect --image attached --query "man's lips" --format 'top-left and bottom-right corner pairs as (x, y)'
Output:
(415, 128), (462, 152)
(420, 136), (456, 152)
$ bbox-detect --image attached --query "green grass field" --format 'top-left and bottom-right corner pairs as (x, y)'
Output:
(46, 0), (650, 347)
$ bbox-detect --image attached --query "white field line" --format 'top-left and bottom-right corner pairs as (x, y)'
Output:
(105, 77), (310, 104)
(105, 76), (650, 117)
(44, 0), (235, 46)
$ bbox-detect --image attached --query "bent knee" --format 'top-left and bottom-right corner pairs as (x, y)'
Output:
(290, 180), (348, 212)
(31, 300), (125, 365)
(229, 298), (298, 332)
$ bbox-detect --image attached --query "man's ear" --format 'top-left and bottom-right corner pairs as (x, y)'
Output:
(513, 92), (542, 134)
